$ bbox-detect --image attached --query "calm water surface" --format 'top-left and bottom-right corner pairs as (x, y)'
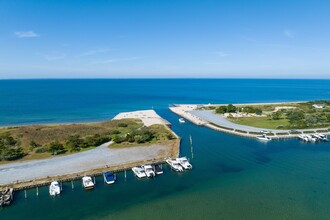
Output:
(1, 79), (330, 219)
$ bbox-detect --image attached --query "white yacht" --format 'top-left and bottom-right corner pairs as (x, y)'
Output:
(49, 181), (61, 196)
(306, 135), (317, 142)
(132, 166), (147, 178)
(142, 165), (155, 178)
(179, 118), (185, 123)
(298, 134), (309, 142)
(256, 135), (271, 141)
(166, 158), (183, 172)
(82, 176), (95, 190)
(176, 157), (192, 170)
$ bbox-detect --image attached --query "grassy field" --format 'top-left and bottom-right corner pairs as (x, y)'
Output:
(228, 117), (290, 129)
(217, 101), (330, 129)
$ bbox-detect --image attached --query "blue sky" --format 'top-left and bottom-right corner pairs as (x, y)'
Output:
(0, 0), (330, 78)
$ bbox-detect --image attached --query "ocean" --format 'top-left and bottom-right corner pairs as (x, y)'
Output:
(1, 79), (330, 219)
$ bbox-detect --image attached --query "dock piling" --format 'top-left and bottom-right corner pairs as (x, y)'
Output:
(24, 190), (27, 199)
(71, 180), (74, 190)
(124, 170), (127, 181)
(36, 187), (39, 197)
(190, 135), (194, 159)
(60, 182), (63, 191)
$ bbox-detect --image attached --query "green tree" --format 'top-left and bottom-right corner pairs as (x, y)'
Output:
(271, 111), (282, 120)
(1, 147), (25, 161)
(66, 134), (84, 151)
(255, 108), (263, 115)
(215, 106), (227, 114)
(49, 140), (64, 155)
(227, 104), (237, 113)
(288, 110), (305, 123)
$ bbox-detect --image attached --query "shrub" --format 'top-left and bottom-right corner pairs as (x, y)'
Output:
(35, 147), (48, 153)
(111, 130), (121, 135)
(118, 123), (128, 127)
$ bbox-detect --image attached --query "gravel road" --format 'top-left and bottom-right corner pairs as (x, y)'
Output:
(0, 142), (168, 185)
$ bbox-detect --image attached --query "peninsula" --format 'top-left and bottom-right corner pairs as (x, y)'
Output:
(170, 101), (330, 139)
(0, 110), (179, 189)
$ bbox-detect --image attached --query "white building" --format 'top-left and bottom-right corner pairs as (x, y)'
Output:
(312, 104), (325, 109)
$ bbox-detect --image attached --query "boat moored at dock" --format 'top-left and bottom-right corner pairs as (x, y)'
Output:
(82, 176), (95, 190)
(298, 133), (328, 142)
(166, 158), (183, 172)
(142, 165), (155, 178)
(0, 187), (14, 207)
(152, 163), (163, 175)
(176, 157), (192, 170)
(49, 181), (61, 196)
(132, 166), (147, 178)
(256, 135), (271, 141)
(103, 171), (116, 184)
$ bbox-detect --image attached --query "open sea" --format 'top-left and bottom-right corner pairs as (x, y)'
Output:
(1, 79), (330, 219)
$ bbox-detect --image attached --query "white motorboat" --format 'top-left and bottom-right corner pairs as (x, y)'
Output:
(142, 165), (155, 178)
(256, 135), (271, 141)
(298, 134), (309, 142)
(0, 187), (13, 207)
(151, 163), (163, 175)
(103, 171), (116, 184)
(49, 181), (61, 196)
(179, 118), (185, 123)
(176, 157), (192, 170)
(166, 158), (183, 172)
(82, 176), (95, 190)
(132, 166), (147, 178)
(317, 133), (328, 141)
(306, 135), (317, 142)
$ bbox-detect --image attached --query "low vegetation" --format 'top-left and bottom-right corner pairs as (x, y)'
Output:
(215, 104), (262, 115)
(0, 119), (176, 162)
(220, 101), (330, 129)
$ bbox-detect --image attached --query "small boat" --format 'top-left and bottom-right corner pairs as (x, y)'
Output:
(179, 118), (185, 123)
(176, 157), (192, 170)
(166, 158), (183, 172)
(256, 135), (271, 141)
(298, 134), (309, 142)
(132, 166), (147, 178)
(151, 163), (163, 175)
(306, 135), (317, 142)
(318, 133), (328, 142)
(103, 171), (116, 184)
(0, 187), (14, 207)
(142, 165), (155, 178)
(49, 181), (61, 196)
(82, 176), (95, 190)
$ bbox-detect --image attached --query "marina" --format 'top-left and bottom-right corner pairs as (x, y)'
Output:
(1, 79), (330, 219)
(0, 157), (192, 208)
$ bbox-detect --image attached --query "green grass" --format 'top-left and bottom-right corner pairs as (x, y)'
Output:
(228, 117), (290, 129)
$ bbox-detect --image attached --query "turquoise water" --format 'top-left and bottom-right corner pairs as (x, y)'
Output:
(1, 79), (330, 219)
